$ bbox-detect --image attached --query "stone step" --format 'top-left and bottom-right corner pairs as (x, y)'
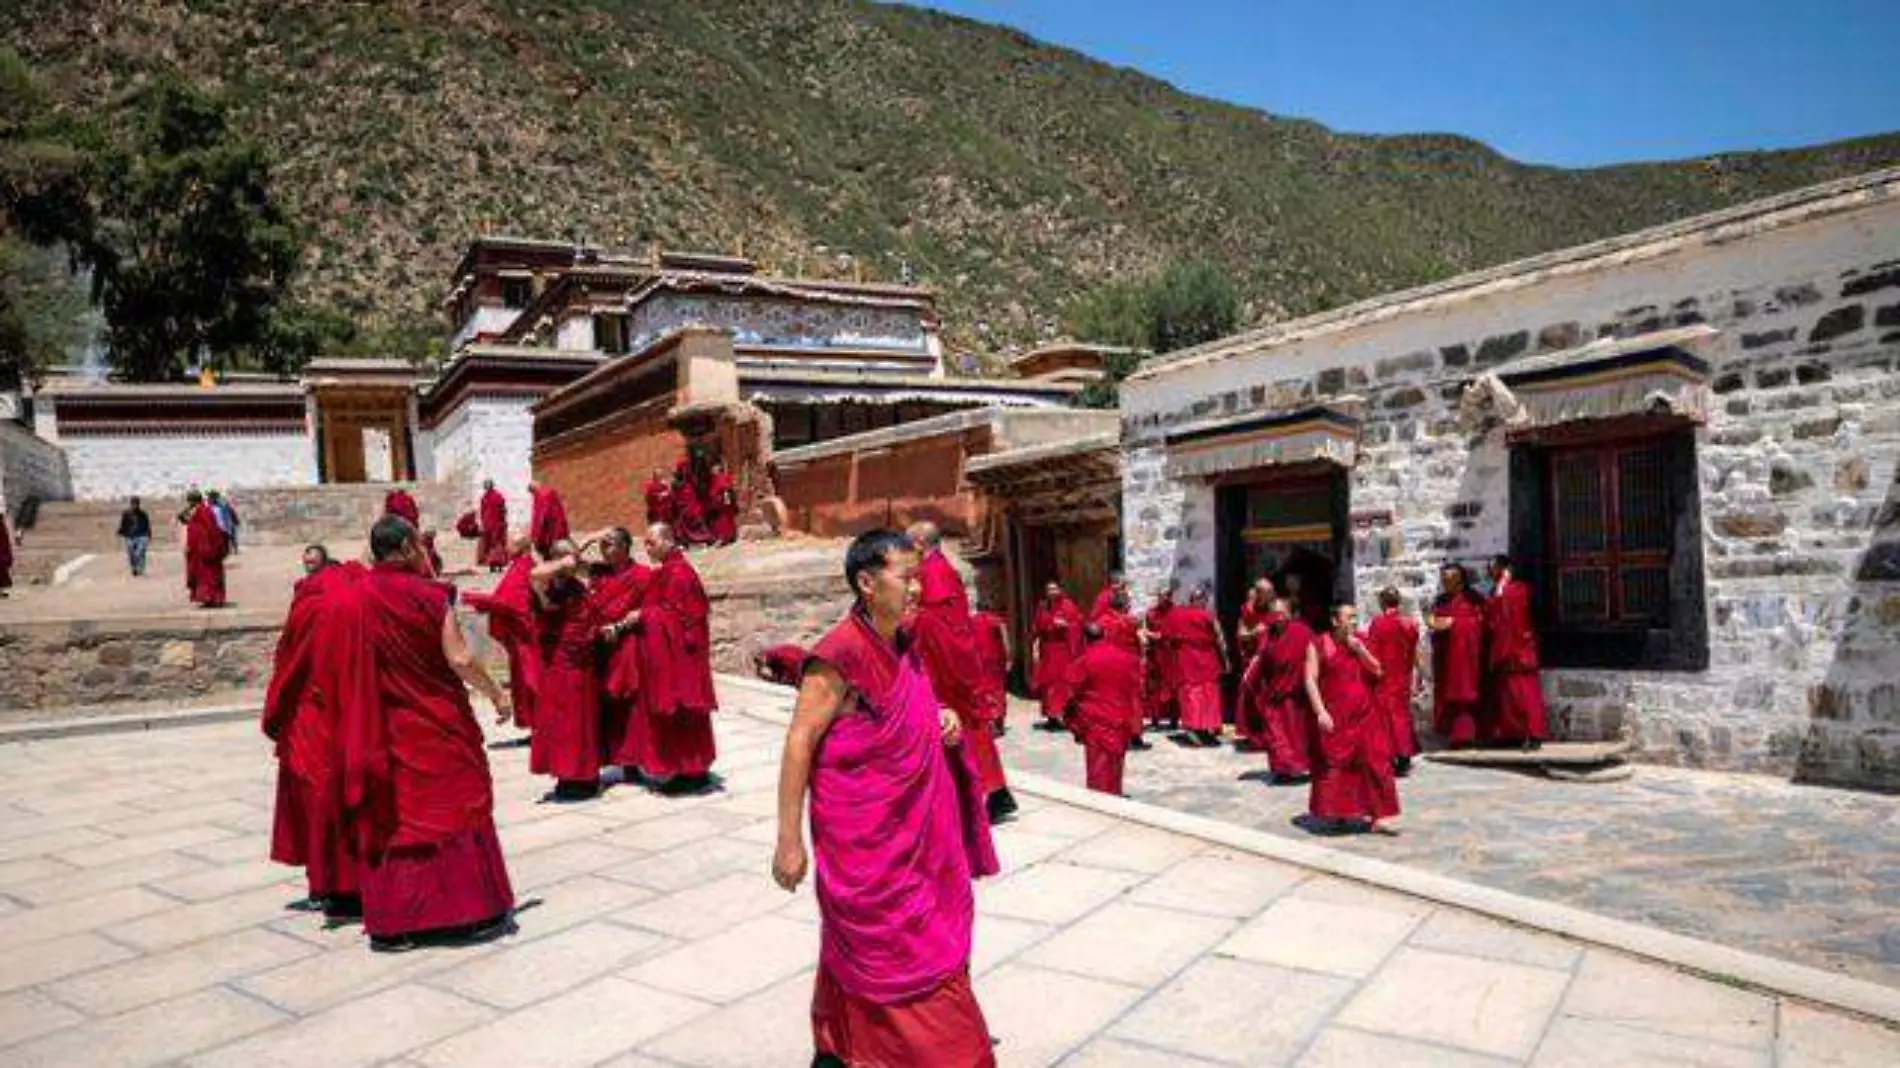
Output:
(1424, 739), (1633, 767)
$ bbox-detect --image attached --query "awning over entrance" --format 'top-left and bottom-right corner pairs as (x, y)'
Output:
(1161, 402), (1361, 480)
(964, 432), (1122, 526)
(1472, 324), (1716, 432)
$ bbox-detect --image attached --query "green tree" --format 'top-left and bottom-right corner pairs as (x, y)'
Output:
(1067, 260), (1241, 408)
(0, 46), (95, 389)
(82, 76), (300, 381)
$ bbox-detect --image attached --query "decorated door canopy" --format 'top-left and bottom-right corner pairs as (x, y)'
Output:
(1162, 399), (1364, 480)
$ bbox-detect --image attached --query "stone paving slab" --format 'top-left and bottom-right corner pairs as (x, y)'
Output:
(0, 682), (1896, 1067)
(998, 696), (1900, 991)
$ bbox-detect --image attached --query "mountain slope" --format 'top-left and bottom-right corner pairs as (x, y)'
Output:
(12, 0), (1900, 359)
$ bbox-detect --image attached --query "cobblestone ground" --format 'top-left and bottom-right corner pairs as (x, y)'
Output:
(1, 682), (1897, 1067)
(1000, 697), (1900, 991)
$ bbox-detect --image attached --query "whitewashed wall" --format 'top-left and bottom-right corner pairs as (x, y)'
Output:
(60, 432), (317, 501)
(427, 396), (536, 523)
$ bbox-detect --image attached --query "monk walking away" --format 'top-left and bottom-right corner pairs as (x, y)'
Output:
(263, 544), (363, 922)
(1030, 581), (1083, 730)
(774, 529), (999, 1068)
(1364, 586), (1423, 776)
(528, 480), (571, 559)
(1483, 555), (1549, 748)
(1064, 620), (1144, 796)
(335, 515), (518, 952)
(182, 489), (230, 608)
(1304, 603), (1401, 835)
(477, 479), (510, 571)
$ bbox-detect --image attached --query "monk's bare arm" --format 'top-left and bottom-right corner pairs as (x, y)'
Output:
(1305, 642), (1334, 732)
(1349, 635), (1384, 681)
(772, 663), (846, 891)
(441, 610), (511, 721)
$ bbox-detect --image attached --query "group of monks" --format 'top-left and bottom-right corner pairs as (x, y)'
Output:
(181, 489), (231, 607)
(464, 478), (573, 571)
(465, 522), (719, 800)
(641, 456), (740, 548)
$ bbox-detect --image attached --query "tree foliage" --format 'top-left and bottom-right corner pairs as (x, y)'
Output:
(0, 46), (95, 388)
(1068, 260), (1241, 408)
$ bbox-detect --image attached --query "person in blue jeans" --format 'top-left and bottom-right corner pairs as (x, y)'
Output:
(117, 496), (152, 576)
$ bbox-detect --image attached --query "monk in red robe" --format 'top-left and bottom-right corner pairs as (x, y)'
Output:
(642, 468), (674, 532)
(528, 536), (606, 800)
(183, 490), (230, 608)
(334, 515), (517, 952)
(1170, 586), (1230, 745)
(1304, 603), (1400, 835)
(528, 481), (571, 559)
(971, 607), (1011, 734)
(477, 480), (509, 572)
(624, 523), (719, 792)
(1428, 563), (1486, 748)
(591, 529), (652, 770)
(264, 546), (363, 920)
(1065, 622), (1144, 795)
(1030, 582), (1084, 728)
(906, 522), (1015, 822)
(670, 468), (713, 547)
(1483, 556), (1549, 747)
(706, 459), (740, 545)
(1088, 571), (1129, 621)
(1365, 586), (1422, 774)
(464, 538), (539, 735)
(1234, 579), (1278, 750)
(772, 529), (999, 1067)
(755, 642), (810, 687)
(383, 489), (420, 526)
(1249, 595), (1315, 783)
(1141, 583), (1182, 729)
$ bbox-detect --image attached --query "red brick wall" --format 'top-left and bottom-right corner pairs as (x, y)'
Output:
(778, 425), (994, 538)
(534, 397), (686, 533)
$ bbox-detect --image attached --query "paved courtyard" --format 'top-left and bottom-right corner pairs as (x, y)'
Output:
(1, 682), (1897, 1067)
(1000, 699), (1900, 992)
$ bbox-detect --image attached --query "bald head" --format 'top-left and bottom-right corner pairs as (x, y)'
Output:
(645, 522), (678, 560)
(905, 521), (941, 550)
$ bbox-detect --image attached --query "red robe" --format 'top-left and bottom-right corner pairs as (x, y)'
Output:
(1065, 641), (1143, 795)
(1309, 634), (1400, 823)
(530, 578), (603, 786)
(477, 489), (509, 568)
(672, 480), (713, 546)
(756, 642), (810, 687)
(1365, 610), (1421, 759)
(1168, 605), (1226, 732)
(184, 503), (229, 607)
(1234, 601), (1276, 747)
(1094, 609), (1147, 737)
(1483, 581), (1549, 744)
(465, 555), (539, 730)
(335, 563), (514, 939)
(706, 471), (739, 545)
(1252, 618), (1316, 777)
(1432, 593), (1486, 746)
(592, 561), (652, 766)
(642, 478), (673, 532)
(971, 612), (1010, 722)
(263, 563), (365, 899)
(1142, 603), (1180, 724)
(383, 490), (420, 526)
(529, 487), (570, 558)
(911, 549), (1007, 796)
(0, 519), (12, 589)
(1088, 587), (1117, 622)
(1031, 596), (1084, 724)
(627, 551), (718, 779)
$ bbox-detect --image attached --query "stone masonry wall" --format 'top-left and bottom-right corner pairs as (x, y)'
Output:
(1120, 197), (1900, 787)
(0, 419), (72, 518)
(0, 615), (279, 715)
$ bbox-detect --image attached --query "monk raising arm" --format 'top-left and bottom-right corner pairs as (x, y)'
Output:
(442, 606), (513, 724)
(1348, 631), (1384, 683)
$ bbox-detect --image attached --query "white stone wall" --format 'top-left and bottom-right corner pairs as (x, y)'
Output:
(1121, 194), (1900, 787)
(428, 396), (536, 522)
(450, 305), (522, 352)
(555, 315), (594, 353)
(60, 431), (318, 502)
(629, 293), (930, 354)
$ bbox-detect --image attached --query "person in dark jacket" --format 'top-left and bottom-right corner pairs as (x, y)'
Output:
(117, 497), (153, 576)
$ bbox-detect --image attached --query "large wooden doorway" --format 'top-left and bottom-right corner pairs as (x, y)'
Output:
(1215, 466), (1352, 631)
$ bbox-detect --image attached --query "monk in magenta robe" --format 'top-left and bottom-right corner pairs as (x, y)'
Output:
(263, 546), (363, 920)
(773, 529), (999, 1067)
(1365, 587), (1422, 773)
(1141, 584), (1182, 729)
(1304, 603), (1400, 834)
(477, 480), (509, 571)
(528, 538), (605, 800)
(755, 642), (810, 687)
(464, 539), (539, 734)
(706, 460), (740, 546)
(334, 515), (517, 951)
(1234, 580), (1277, 749)
(642, 468), (673, 532)
(1250, 596), (1316, 782)
(183, 491), (229, 608)
(1170, 586), (1229, 744)
(625, 523), (718, 791)
(906, 522), (1015, 821)
(383, 489), (420, 527)
(590, 530), (652, 769)
(528, 481), (570, 559)
(1482, 556), (1549, 747)
(1428, 563), (1486, 748)
(1030, 582), (1084, 727)
(1065, 621), (1144, 795)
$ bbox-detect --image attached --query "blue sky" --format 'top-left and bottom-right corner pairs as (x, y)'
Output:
(897, 0), (1900, 168)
